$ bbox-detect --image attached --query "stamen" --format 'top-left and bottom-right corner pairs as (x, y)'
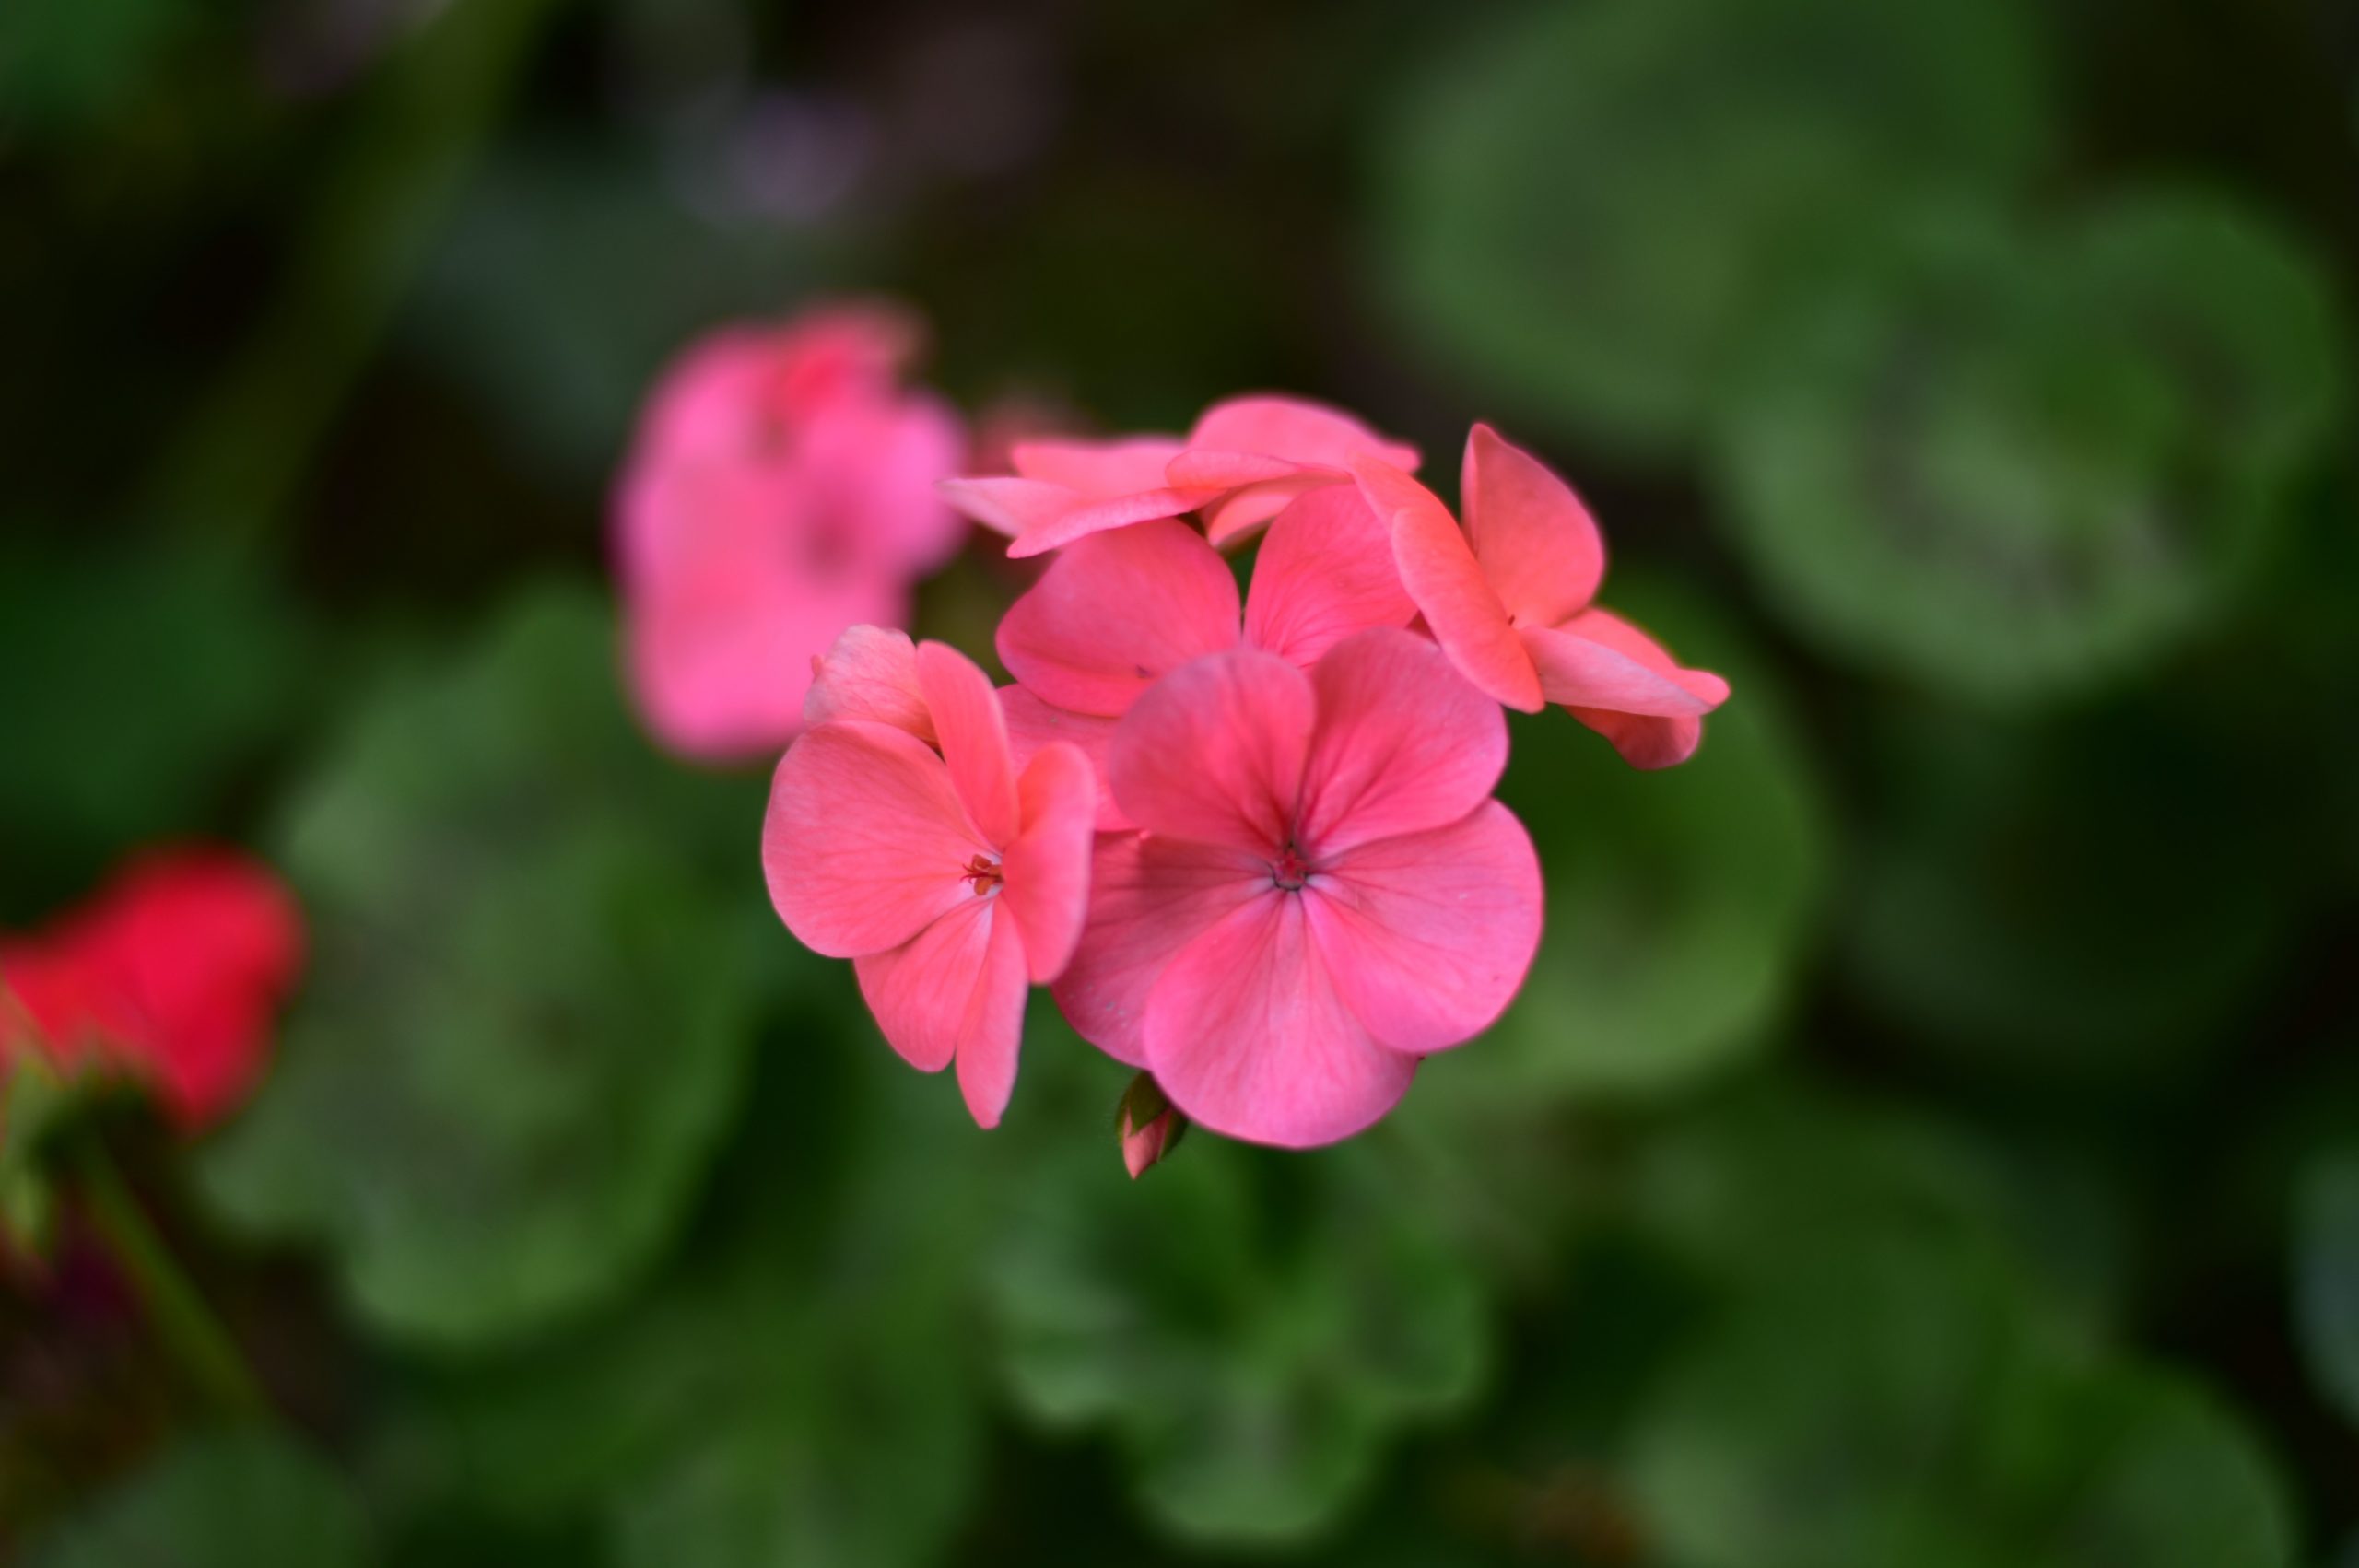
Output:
(962, 853), (1003, 895)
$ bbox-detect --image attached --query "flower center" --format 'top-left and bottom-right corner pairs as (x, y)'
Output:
(962, 853), (1003, 895)
(1271, 843), (1311, 892)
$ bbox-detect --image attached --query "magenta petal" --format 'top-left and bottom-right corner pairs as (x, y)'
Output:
(1010, 436), (1187, 496)
(1001, 687), (1130, 832)
(1308, 802), (1543, 1055)
(1352, 456), (1543, 713)
(1003, 742), (1098, 983)
(804, 625), (933, 742)
(1051, 833), (1270, 1067)
(1243, 486), (1416, 669)
(764, 721), (982, 958)
(918, 641), (1021, 846)
(1108, 649), (1312, 856)
(955, 907), (1031, 1129)
(1297, 629), (1508, 857)
(1462, 425), (1605, 626)
(1144, 890), (1415, 1148)
(1187, 393), (1420, 474)
(994, 520), (1240, 718)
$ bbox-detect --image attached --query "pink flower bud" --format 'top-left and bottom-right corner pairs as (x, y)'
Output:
(1115, 1072), (1187, 1179)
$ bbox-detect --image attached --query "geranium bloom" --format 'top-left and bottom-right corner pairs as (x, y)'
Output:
(0, 848), (303, 1130)
(1054, 630), (1542, 1147)
(1354, 425), (1730, 768)
(992, 486), (1417, 828)
(615, 299), (968, 762)
(940, 393), (1419, 558)
(764, 640), (1096, 1128)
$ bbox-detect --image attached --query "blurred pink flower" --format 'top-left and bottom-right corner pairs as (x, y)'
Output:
(1054, 630), (1542, 1148)
(0, 847), (304, 1131)
(1353, 425), (1729, 769)
(941, 393), (1418, 558)
(991, 487), (1415, 829)
(764, 640), (1096, 1128)
(616, 300), (967, 762)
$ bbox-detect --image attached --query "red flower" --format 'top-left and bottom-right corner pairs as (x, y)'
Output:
(0, 848), (303, 1131)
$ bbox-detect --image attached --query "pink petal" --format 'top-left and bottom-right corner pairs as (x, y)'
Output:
(1003, 486), (1223, 559)
(1144, 890), (1415, 1148)
(945, 475), (1220, 560)
(1351, 456), (1543, 713)
(1163, 449), (1300, 491)
(1011, 436), (1187, 496)
(1461, 424), (1605, 626)
(917, 641), (1020, 847)
(1107, 649), (1311, 857)
(993, 520), (1240, 718)
(765, 721), (983, 957)
(1001, 687), (1130, 832)
(791, 392), (969, 577)
(1186, 393), (1421, 474)
(804, 625), (933, 742)
(1242, 486), (1416, 669)
(1051, 833), (1270, 1068)
(1201, 470), (1355, 547)
(1523, 609), (1728, 771)
(1307, 802), (1543, 1055)
(853, 896), (1031, 1128)
(1002, 742), (1098, 983)
(1297, 628), (1508, 857)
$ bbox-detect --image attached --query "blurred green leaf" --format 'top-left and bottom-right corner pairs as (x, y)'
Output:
(988, 1139), (1488, 1547)
(406, 139), (823, 485)
(198, 586), (761, 1349)
(0, 0), (186, 135)
(27, 1428), (372, 1568)
(1630, 1236), (2294, 1568)
(1477, 576), (1825, 1100)
(0, 542), (311, 915)
(1379, 0), (2051, 453)
(1840, 700), (2292, 1077)
(1714, 191), (2342, 705)
(2294, 1148), (2359, 1429)
(382, 1031), (991, 1566)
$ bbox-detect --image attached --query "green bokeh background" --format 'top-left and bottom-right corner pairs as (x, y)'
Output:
(4, 0), (2356, 1562)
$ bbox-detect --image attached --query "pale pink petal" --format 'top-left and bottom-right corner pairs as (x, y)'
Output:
(1524, 609), (1727, 771)
(1001, 687), (1130, 832)
(1242, 486), (1416, 668)
(1351, 456), (1543, 713)
(1203, 471), (1363, 546)
(1144, 891), (1415, 1148)
(804, 625), (933, 742)
(1051, 834), (1269, 1067)
(1461, 424), (1605, 626)
(1162, 449), (1300, 491)
(1002, 486), (1222, 559)
(994, 520), (1239, 718)
(853, 897), (1031, 1127)
(953, 906), (1031, 1128)
(1107, 649), (1311, 857)
(936, 476), (1079, 540)
(1307, 802), (1542, 1055)
(1002, 742), (1097, 983)
(917, 641), (1020, 847)
(1011, 436), (1187, 496)
(1297, 629), (1508, 857)
(1187, 393), (1420, 474)
(765, 721), (983, 958)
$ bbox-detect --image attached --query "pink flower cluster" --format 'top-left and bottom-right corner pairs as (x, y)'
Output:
(762, 394), (1728, 1148)
(615, 302), (968, 762)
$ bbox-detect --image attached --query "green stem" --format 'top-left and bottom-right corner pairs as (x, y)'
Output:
(73, 1140), (268, 1420)
(147, 0), (567, 546)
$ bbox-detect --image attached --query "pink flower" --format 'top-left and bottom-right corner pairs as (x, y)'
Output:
(991, 486), (1418, 829)
(1053, 630), (1542, 1148)
(0, 847), (304, 1130)
(763, 640), (1097, 1128)
(615, 300), (968, 762)
(940, 393), (1419, 558)
(1354, 426), (1730, 769)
